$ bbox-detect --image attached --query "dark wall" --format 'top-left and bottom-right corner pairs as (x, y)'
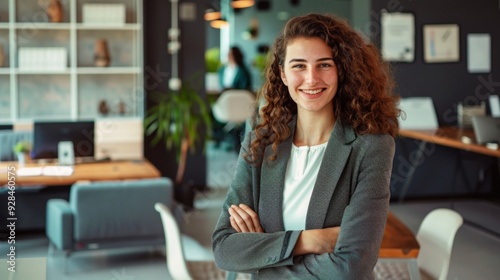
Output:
(144, 0), (207, 187)
(372, 0), (500, 124)
(371, 0), (500, 199)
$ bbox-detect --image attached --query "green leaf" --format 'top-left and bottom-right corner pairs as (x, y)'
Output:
(143, 74), (212, 164)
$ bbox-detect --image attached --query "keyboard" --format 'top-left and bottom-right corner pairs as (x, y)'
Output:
(42, 166), (74, 176)
(16, 167), (43, 176)
(17, 166), (74, 177)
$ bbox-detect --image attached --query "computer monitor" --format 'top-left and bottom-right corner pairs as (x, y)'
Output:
(489, 95), (500, 117)
(0, 124), (13, 130)
(32, 121), (95, 160)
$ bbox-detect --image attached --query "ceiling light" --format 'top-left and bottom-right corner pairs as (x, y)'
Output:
(210, 18), (228, 29)
(231, 0), (255, 9)
(204, 9), (221, 21)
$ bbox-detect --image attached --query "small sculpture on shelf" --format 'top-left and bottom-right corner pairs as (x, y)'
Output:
(94, 39), (111, 67)
(99, 99), (109, 115)
(118, 100), (127, 115)
(39, 0), (63, 23)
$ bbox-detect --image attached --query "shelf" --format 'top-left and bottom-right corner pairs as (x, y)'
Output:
(2, 0), (143, 122)
(77, 67), (141, 74)
(76, 23), (141, 30)
(16, 69), (71, 75)
(14, 116), (75, 122)
(14, 23), (72, 30)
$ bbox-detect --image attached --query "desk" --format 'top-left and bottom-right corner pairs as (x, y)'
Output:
(380, 212), (419, 258)
(378, 212), (421, 279)
(0, 160), (161, 233)
(399, 127), (500, 238)
(400, 127), (500, 158)
(398, 127), (500, 202)
(0, 160), (161, 186)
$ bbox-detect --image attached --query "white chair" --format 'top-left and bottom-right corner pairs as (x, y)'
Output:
(417, 208), (463, 280)
(211, 89), (256, 126)
(211, 89), (256, 150)
(154, 202), (225, 280)
(375, 208), (463, 280)
(154, 203), (251, 280)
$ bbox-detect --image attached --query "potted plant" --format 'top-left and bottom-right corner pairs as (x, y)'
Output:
(144, 76), (212, 208)
(205, 47), (221, 93)
(13, 141), (32, 165)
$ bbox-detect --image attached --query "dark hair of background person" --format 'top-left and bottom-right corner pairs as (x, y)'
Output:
(230, 46), (245, 67)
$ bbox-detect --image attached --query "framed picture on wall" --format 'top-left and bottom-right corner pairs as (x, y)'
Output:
(423, 24), (460, 63)
(381, 12), (415, 62)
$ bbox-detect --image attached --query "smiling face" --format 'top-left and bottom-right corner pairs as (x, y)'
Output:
(280, 37), (338, 116)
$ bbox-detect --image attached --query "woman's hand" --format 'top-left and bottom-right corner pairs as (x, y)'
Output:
(294, 226), (341, 256)
(228, 204), (264, 233)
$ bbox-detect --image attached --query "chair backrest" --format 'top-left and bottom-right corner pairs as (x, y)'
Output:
(155, 202), (193, 280)
(416, 208), (463, 280)
(70, 178), (173, 241)
(212, 90), (256, 123)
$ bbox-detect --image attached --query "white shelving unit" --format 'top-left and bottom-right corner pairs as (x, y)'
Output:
(0, 0), (143, 123)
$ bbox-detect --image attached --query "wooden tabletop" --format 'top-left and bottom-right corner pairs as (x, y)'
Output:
(0, 160), (161, 186)
(380, 212), (420, 258)
(399, 126), (500, 158)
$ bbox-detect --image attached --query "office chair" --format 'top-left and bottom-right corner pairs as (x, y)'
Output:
(211, 89), (256, 151)
(154, 203), (251, 280)
(374, 208), (463, 280)
(417, 208), (463, 280)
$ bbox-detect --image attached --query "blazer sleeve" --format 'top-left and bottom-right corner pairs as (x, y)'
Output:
(257, 134), (394, 280)
(233, 66), (252, 91)
(212, 133), (301, 273)
(218, 66), (225, 90)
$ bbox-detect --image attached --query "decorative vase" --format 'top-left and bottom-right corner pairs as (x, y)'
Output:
(17, 152), (29, 166)
(46, 0), (63, 23)
(99, 99), (109, 115)
(94, 39), (111, 67)
(118, 100), (126, 115)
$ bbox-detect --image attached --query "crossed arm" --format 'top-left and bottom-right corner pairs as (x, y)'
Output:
(228, 204), (340, 256)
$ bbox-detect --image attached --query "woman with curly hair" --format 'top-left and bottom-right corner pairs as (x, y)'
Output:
(212, 13), (400, 279)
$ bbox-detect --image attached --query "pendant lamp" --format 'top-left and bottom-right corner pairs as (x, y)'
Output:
(210, 18), (229, 29)
(204, 9), (221, 21)
(231, 0), (255, 9)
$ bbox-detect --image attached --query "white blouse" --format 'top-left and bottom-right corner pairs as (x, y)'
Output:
(222, 64), (237, 88)
(283, 142), (328, 230)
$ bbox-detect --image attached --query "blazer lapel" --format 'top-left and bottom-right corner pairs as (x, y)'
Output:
(259, 121), (295, 232)
(306, 121), (355, 229)
(232, 68), (241, 88)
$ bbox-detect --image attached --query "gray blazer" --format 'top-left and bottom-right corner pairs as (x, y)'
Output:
(212, 118), (394, 279)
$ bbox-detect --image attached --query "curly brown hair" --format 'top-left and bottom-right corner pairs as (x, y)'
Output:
(245, 13), (400, 164)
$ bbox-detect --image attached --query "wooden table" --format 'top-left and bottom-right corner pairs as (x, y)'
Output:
(379, 212), (421, 279)
(399, 126), (500, 239)
(400, 126), (500, 158)
(397, 126), (500, 202)
(380, 212), (419, 258)
(0, 160), (161, 186)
